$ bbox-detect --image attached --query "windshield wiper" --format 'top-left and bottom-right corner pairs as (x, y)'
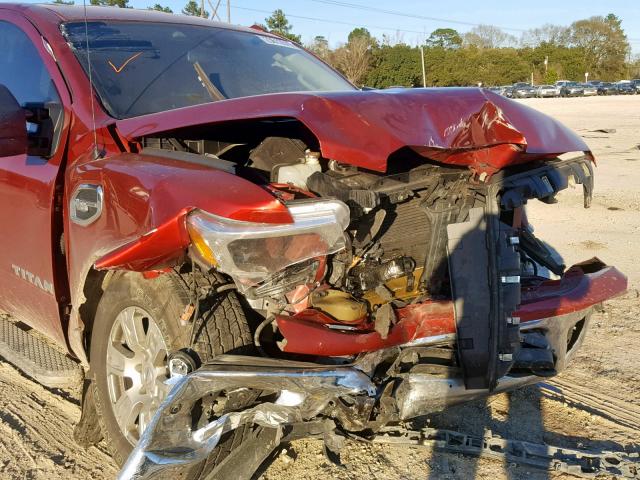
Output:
(193, 62), (225, 102)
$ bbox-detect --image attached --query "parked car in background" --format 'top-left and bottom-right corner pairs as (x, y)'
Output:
(615, 82), (636, 95)
(580, 84), (598, 96)
(629, 79), (640, 94)
(560, 82), (583, 97)
(597, 82), (618, 95)
(555, 80), (572, 87)
(510, 83), (537, 98)
(536, 85), (560, 97)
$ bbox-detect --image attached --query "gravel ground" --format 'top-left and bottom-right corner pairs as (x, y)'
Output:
(0, 95), (638, 480)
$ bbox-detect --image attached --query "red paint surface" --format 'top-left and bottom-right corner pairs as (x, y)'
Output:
(116, 88), (592, 176)
(278, 301), (455, 357)
(517, 265), (627, 321)
(0, 9), (75, 346)
(71, 152), (292, 273)
(277, 264), (627, 356)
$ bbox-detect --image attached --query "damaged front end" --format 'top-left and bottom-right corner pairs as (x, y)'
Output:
(119, 154), (626, 479)
(112, 90), (627, 479)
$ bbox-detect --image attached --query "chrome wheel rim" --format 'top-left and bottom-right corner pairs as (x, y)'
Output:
(106, 306), (169, 444)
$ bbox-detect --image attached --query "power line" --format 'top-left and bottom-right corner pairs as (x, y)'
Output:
(311, 0), (640, 42)
(234, 2), (640, 45)
(233, 5), (431, 37)
(309, 0), (527, 33)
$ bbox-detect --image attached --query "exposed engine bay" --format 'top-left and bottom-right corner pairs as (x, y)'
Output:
(140, 132), (597, 383)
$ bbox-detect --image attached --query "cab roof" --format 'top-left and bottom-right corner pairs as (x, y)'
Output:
(0, 3), (269, 36)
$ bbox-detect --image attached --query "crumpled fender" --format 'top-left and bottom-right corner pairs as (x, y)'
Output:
(65, 151), (290, 363)
(116, 88), (591, 176)
(68, 151), (291, 272)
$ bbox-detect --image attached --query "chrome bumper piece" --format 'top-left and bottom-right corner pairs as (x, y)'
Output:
(118, 358), (375, 479)
(119, 310), (592, 480)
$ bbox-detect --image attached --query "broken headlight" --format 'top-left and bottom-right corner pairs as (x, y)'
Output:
(187, 199), (350, 292)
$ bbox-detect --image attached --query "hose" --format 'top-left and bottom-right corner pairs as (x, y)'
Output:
(253, 315), (275, 357)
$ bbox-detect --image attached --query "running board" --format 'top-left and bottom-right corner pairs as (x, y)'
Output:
(0, 316), (82, 388)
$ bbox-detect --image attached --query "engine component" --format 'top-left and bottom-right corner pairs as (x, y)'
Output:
(274, 150), (322, 189)
(306, 170), (380, 215)
(249, 136), (308, 172)
(250, 259), (320, 299)
(511, 331), (556, 376)
(373, 303), (396, 339)
(518, 227), (566, 276)
(310, 290), (367, 323)
(167, 350), (199, 378)
(348, 256), (416, 292)
(362, 268), (423, 307)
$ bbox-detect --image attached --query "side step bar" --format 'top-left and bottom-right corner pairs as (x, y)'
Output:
(0, 316), (82, 388)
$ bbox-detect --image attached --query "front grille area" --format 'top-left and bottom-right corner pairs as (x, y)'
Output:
(377, 195), (430, 267)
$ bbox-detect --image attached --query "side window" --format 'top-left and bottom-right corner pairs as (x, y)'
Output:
(0, 21), (63, 157)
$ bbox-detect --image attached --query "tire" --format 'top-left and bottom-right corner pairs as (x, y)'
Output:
(90, 269), (255, 475)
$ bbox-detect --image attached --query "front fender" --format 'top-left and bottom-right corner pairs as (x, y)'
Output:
(65, 151), (290, 362)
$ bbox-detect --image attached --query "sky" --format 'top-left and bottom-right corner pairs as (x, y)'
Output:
(12, 0), (640, 52)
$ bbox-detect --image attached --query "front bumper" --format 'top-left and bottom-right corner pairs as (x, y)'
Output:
(276, 263), (625, 356)
(118, 262), (626, 480)
(395, 310), (590, 418)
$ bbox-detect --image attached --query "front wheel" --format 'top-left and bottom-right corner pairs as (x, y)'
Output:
(90, 270), (256, 473)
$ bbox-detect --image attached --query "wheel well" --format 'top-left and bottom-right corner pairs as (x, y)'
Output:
(78, 267), (112, 362)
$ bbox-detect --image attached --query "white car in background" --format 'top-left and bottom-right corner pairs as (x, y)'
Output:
(536, 85), (561, 97)
(580, 83), (598, 96)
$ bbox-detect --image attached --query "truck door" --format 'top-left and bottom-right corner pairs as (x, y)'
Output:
(0, 16), (71, 347)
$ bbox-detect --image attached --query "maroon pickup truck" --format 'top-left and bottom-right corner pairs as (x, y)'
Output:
(0, 4), (627, 479)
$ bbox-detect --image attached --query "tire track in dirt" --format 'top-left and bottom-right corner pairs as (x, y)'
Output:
(542, 376), (640, 432)
(0, 360), (116, 480)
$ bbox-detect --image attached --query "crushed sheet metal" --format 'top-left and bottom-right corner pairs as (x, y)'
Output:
(118, 363), (376, 480)
(371, 426), (640, 479)
(116, 88), (592, 176)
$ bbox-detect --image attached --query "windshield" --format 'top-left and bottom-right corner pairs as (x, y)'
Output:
(62, 21), (354, 119)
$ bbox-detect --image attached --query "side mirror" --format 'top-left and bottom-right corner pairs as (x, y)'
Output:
(0, 84), (27, 157)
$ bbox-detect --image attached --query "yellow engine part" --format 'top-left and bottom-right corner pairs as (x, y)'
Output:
(310, 289), (368, 323)
(362, 267), (424, 307)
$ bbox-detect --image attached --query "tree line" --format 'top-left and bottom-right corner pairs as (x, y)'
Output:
(51, 1), (639, 87)
(307, 14), (636, 87)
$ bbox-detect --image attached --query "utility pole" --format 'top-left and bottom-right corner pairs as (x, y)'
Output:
(200, 0), (205, 18)
(227, 0), (230, 23)
(544, 56), (548, 74)
(420, 46), (426, 87)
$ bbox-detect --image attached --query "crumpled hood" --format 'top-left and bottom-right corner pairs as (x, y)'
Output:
(116, 87), (591, 176)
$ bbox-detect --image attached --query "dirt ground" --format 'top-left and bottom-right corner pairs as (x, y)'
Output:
(0, 95), (639, 480)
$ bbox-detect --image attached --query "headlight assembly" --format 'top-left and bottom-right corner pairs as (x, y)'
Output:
(187, 199), (350, 292)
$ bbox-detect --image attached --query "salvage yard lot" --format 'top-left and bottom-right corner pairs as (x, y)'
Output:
(1, 94), (639, 480)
